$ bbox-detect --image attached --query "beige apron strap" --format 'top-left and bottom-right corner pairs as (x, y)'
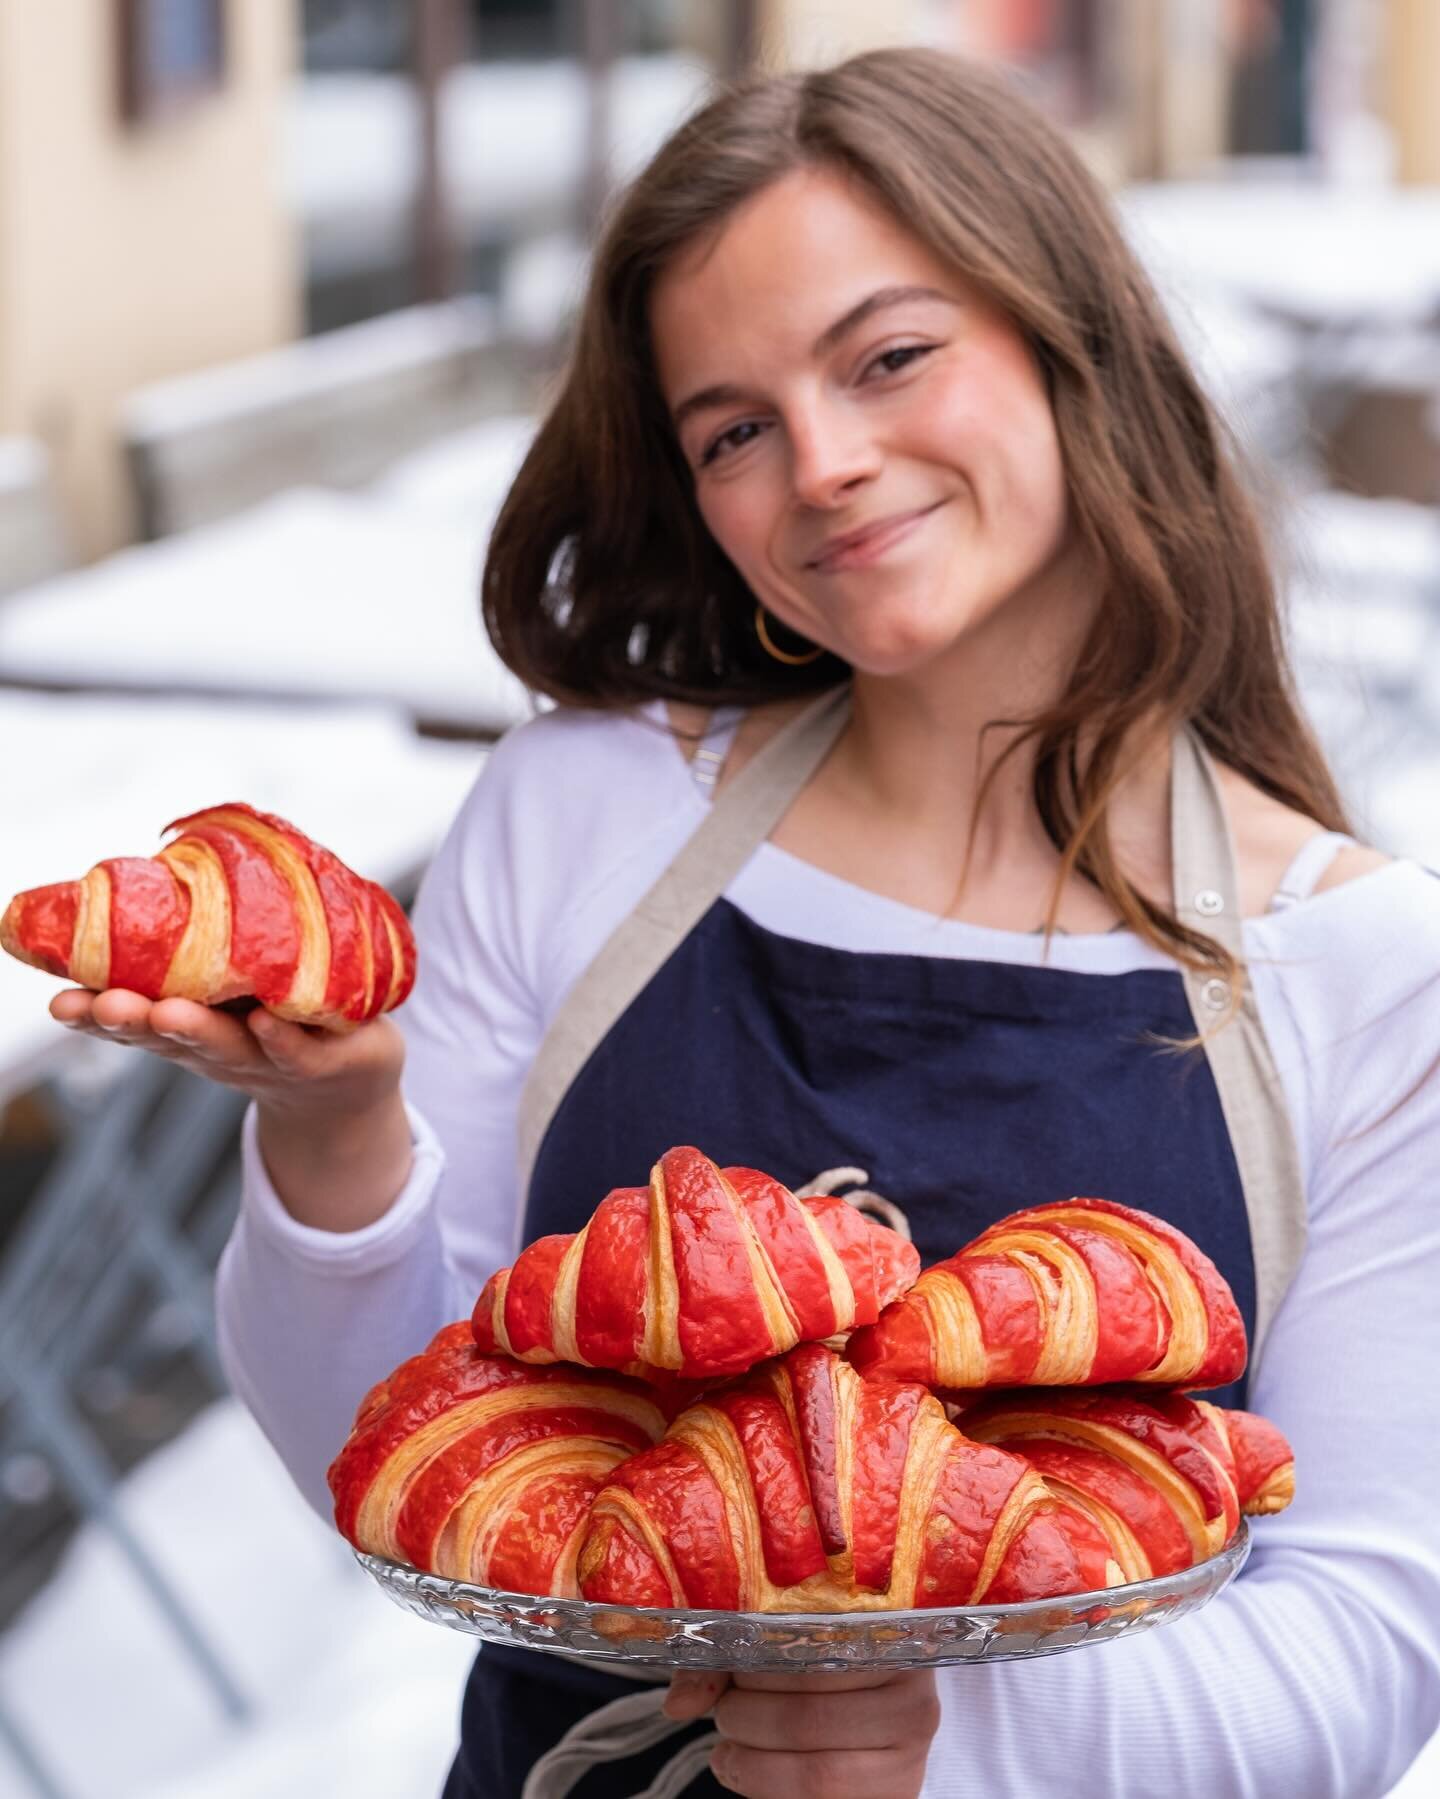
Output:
(515, 685), (853, 1198)
(1171, 727), (1307, 1375)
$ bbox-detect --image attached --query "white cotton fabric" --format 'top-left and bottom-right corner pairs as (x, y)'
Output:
(215, 702), (1440, 1799)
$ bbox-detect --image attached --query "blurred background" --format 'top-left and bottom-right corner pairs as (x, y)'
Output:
(0, 3), (1436, 1794)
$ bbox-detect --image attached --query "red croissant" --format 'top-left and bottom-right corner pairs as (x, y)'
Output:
(327, 1323), (669, 1591)
(472, 1148), (922, 1382)
(957, 1388), (1292, 1583)
(1203, 1403), (1296, 1516)
(847, 1197), (1246, 1391)
(577, 1344), (1122, 1612)
(0, 802), (416, 1030)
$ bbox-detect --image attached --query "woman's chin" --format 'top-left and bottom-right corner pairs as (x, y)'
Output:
(830, 628), (965, 680)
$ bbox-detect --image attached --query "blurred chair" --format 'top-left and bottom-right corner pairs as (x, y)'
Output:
(0, 441), (70, 600)
(0, 1054), (251, 1799)
(0, 691), (488, 1795)
(121, 298), (538, 539)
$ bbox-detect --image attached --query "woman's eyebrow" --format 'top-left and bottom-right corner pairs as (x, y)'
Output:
(669, 284), (957, 432)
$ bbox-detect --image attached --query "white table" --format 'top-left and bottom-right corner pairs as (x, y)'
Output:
(0, 488), (533, 736)
(1120, 182), (1440, 330)
(0, 692), (488, 1112)
(368, 413), (537, 531)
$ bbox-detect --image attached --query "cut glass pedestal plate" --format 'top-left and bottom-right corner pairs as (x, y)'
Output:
(356, 1518), (1249, 1674)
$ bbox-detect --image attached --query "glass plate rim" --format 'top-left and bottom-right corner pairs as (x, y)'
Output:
(355, 1514), (1250, 1626)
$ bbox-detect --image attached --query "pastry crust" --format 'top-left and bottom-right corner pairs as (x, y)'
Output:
(846, 1197), (1246, 1391)
(960, 1388), (1293, 1580)
(576, 1345), (1116, 1612)
(327, 1322), (669, 1593)
(472, 1147), (922, 1383)
(0, 801), (416, 1030)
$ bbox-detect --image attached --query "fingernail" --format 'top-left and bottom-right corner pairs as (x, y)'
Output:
(251, 1012), (273, 1034)
(98, 1022), (124, 1033)
(159, 1032), (199, 1047)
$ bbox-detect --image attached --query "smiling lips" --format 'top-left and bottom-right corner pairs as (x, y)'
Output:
(807, 502), (944, 574)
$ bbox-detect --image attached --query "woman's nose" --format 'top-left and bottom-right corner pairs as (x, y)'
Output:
(788, 407), (881, 510)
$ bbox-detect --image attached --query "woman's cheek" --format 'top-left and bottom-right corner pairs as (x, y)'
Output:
(700, 484), (774, 584)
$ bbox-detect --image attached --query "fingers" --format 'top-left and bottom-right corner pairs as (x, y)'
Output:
(707, 1670), (940, 1794)
(50, 988), (268, 1073)
(710, 1745), (926, 1798)
(246, 1008), (333, 1073)
(50, 988), (99, 1026)
(714, 1670), (936, 1754)
(44, 988), (405, 1118)
(663, 1672), (730, 1722)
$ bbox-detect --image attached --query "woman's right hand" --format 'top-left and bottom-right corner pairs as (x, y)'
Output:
(49, 986), (414, 1232)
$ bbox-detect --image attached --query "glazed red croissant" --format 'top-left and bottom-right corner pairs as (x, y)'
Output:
(327, 1323), (668, 1591)
(847, 1198), (1245, 1391)
(1203, 1402), (1296, 1516)
(576, 1344), (1123, 1612)
(0, 802), (416, 1030)
(957, 1389), (1293, 1584)
(472, 1147), (922, 1382)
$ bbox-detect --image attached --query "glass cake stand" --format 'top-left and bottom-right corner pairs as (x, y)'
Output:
(356, 1519), (1250, 1673)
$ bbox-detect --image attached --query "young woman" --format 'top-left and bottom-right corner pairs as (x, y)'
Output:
(51, 49), (1440, 1799)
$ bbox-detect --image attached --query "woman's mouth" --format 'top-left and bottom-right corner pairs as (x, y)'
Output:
(808, 502), (946, 574)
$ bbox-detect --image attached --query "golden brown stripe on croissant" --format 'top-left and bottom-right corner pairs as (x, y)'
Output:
(327, 1323), (669, 1592)
(1, 802), (416, 1030)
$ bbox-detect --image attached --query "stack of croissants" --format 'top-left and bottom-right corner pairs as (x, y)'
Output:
(1, 810), (1294, 1615)
(330, 1147), (1295, 1614)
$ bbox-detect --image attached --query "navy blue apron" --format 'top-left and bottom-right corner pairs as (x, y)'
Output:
(443, 893), (1256, 1798)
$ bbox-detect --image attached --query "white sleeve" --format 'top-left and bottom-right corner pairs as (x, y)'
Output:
(214, 703), (698, 1520)
(923, 869), (1440, 1798)
(214, 718), (552, 1520)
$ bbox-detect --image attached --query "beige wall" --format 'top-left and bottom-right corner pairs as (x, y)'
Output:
(756, 0), (928, 69)
(1386, 0), (1440, 184)
(0, 0), (300, 557)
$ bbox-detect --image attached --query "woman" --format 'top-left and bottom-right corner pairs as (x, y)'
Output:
(52, 49), (1440, 1798)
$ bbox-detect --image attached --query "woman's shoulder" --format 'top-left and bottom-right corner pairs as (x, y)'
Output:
(1221, 763), (1437, 1021)
(1216, 763), (1407, 919)
(476, 698), (696, 807)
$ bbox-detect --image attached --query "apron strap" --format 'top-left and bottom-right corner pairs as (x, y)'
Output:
(1171, 727), (1307, 1375)
(517, 698), (1307, 1375)
(519, 1685), (718, 1799)
(515, 685), (852, 1197)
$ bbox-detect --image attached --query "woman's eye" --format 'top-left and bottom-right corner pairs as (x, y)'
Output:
(699, 420), (765, 467)
(867, 344), (935, 379)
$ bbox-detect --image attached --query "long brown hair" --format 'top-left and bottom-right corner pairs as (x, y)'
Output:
(483, 47), (1350, 985)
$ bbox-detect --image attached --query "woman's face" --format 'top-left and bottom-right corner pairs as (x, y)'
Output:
(650, 164), (1081, 678)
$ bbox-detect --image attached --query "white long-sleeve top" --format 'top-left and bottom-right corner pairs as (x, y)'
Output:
(216, 702), (1440, 1798)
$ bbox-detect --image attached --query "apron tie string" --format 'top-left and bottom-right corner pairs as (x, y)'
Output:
(519, 1684), (718, 1799)
(796, 1165), (914, 1242)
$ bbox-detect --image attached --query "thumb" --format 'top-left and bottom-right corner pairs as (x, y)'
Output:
(247, 1007), (332, 1069)
(662, 1671), (729, 1721)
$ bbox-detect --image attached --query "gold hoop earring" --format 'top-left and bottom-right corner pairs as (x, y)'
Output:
(755, 604), (823, 666)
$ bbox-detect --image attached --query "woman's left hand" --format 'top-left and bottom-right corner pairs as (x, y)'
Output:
(664, 1667), (940, 1797)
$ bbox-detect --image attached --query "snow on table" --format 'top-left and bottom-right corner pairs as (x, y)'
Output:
(0, 1401), (475, 1799)
(0, 692), (488, 1109)
(1119, 181), (1440, 328)
(0, 488), (532, 735)
(368, 413), (538, 533)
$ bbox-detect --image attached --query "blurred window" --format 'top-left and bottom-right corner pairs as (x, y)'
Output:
(117, 0), (226, 123)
